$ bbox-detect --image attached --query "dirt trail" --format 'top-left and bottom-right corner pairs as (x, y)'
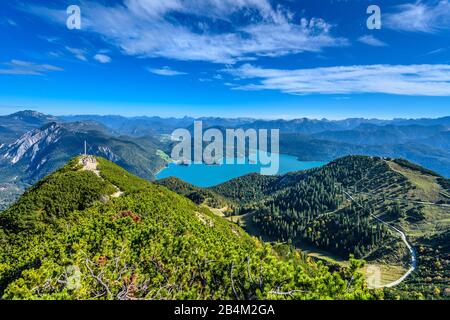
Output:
(80, 156), (101, 177)
(343, 190), (416, 288)
(79, 156), (124, 198)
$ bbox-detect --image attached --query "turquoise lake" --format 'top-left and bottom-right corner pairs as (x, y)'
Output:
(156, 153), (326, 187)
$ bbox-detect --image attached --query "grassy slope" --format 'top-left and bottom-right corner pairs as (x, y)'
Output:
(0, 157), (377, 300)
(386, 160), (450, 237)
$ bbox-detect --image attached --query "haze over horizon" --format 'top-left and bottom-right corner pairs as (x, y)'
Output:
(1, 107), (449, 122)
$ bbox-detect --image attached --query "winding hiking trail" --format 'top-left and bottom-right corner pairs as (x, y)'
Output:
(80, 156), (124, 198)
(373, 223), (417, 288)
(343, 190), (417, 288)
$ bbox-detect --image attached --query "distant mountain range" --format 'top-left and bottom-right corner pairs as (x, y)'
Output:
(59, 113), (450, 175)
(0, 110), (449, 210)
(59, 113), (450, 136)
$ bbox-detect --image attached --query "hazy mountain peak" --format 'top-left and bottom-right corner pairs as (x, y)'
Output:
(9, 110), (57, 122)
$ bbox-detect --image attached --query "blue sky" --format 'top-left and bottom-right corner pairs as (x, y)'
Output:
(1, 0), (450, 119)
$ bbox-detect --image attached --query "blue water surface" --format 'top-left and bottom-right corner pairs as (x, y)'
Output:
(156, 153), (326, 187)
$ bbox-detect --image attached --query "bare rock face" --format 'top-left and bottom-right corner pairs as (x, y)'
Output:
(2, 123), (62, 164)
(97, 146), (119, 162)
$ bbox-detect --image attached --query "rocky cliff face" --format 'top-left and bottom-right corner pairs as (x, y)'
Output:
(1, 123), (63, 165)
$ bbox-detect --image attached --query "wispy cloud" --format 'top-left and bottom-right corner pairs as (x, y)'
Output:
(225, 63), (450, 96)
(65, 47), (88, 61)
(6, 19), (17, 27)
(358, 35), (387, 47)
(385, 0), (450, 33)
(24, 0), (347, 64)
(425, 48), (447, 56)
(93, 54), (112, 64)
(0, 60), (63, 76)
(147, 66), (186, 76)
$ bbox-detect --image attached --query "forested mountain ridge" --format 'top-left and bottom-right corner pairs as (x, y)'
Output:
(278, 134), (450, 178)
(209, 156), (449, 257)
(209, 157), (405, 257)
(0, 157), (378, 300)
(207, 156), (450, 298)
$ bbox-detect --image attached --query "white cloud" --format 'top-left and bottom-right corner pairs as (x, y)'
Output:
(94, 54), (112, 63)
(0, 60), (63, 76)
(65, 47), (88, 61)
(358, 35), (387, 47)
(147, 66), (186, 76)
(226, 63), (450, 96)
(25, 0), (347, 64)
(385, 0), (450, 33)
